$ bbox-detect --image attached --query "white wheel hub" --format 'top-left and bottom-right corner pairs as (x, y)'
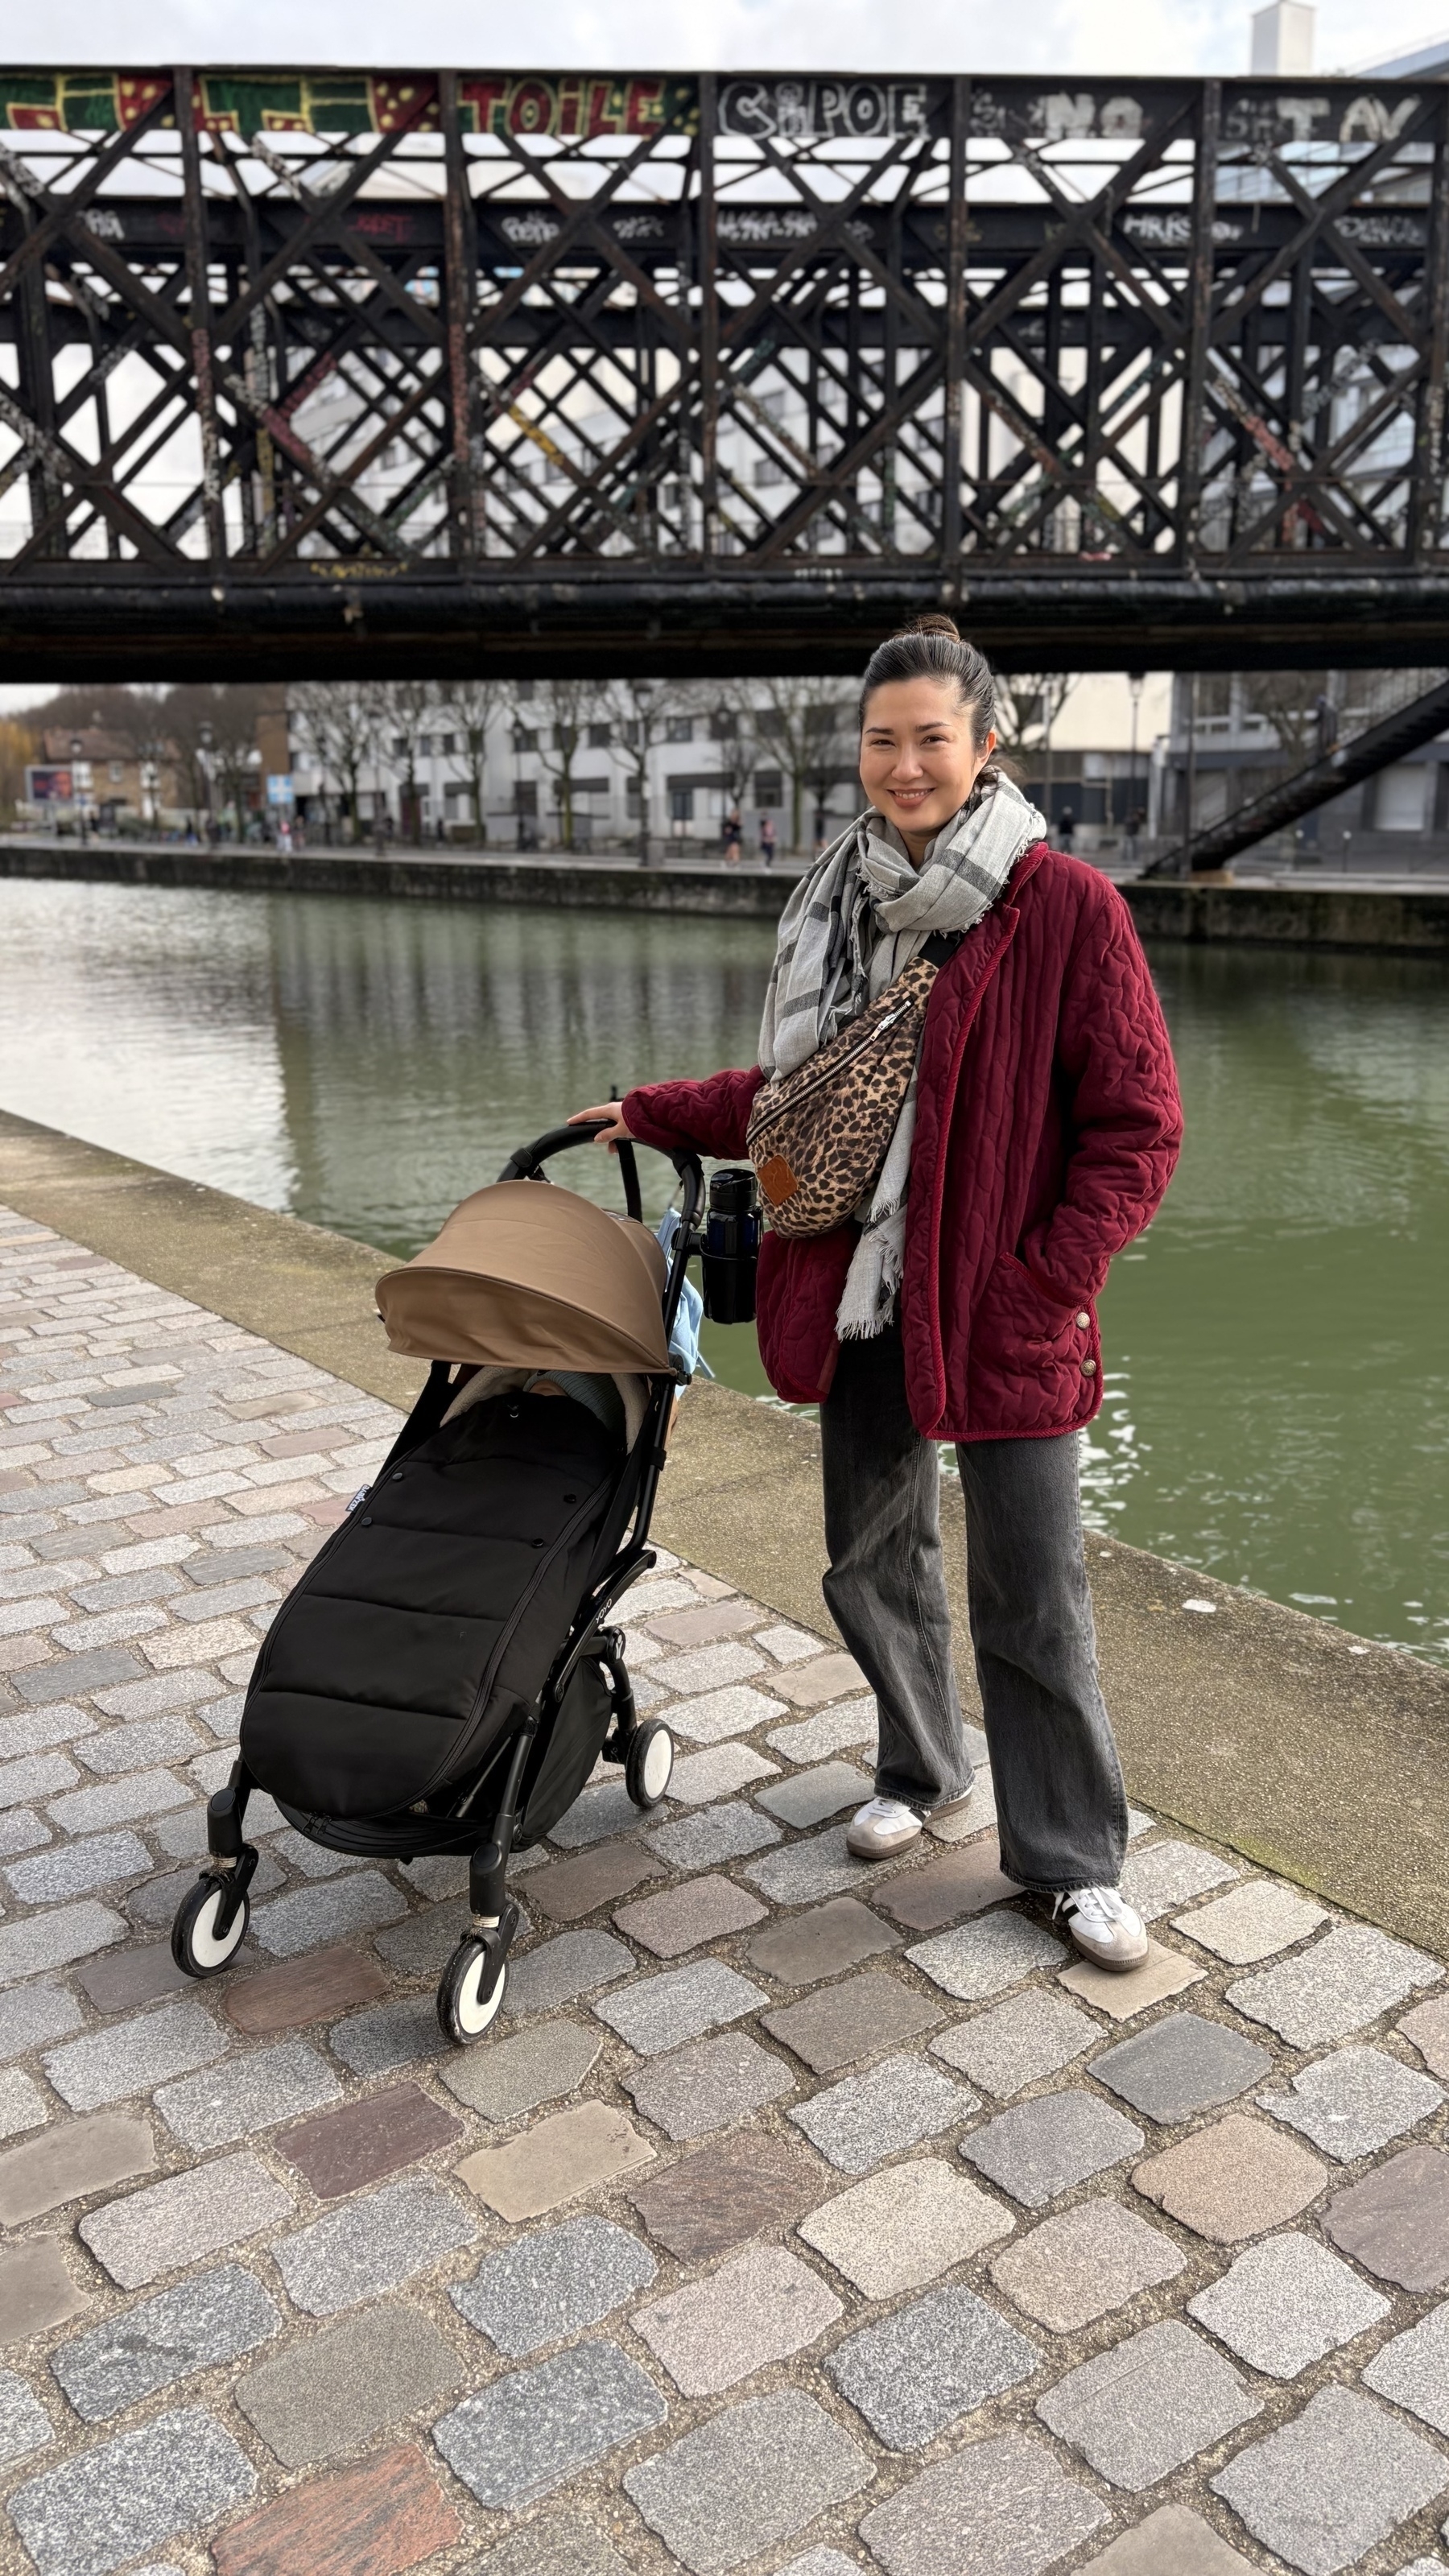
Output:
(455, 1948), (506, 2036)
(188, 1885), (245, 1970)
(640, 1728), (673, 1801)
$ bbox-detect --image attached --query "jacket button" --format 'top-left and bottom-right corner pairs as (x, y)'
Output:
(1081, 1358), (1097, 1377)
(1075, 1311), (1090, 1330)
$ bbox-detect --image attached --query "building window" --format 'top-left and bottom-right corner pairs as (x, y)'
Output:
(588, 722), (612, 749)
(513, 780), (538, 818)
(512, 728), (539, 753)
(391, 737), (407, 758)
(1375, 765), (1428, 831)
(754, 770), (782, 806)
(667, 718), (693, 743)
(108, 762), (125, 783)
(709, 711), (738, 741)
(670, 787), (695, 824)
(441, 733), (456, 755)
(754, 458), (786, 485)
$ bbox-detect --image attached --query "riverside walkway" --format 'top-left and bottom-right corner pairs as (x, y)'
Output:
(0, 1164), (1447, 2575)
(4, 835), (1449, 951)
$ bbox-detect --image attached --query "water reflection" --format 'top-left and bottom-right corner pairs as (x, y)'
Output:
(0, 879), (1443, 1663)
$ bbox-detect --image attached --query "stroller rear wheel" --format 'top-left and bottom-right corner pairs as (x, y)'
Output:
(625, 1719), (675, 1810)
(438, 1936), (508, 2046)
(171, 1875), (250, 1978)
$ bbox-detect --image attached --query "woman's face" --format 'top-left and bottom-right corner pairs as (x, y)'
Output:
(859, 675), (997, 856)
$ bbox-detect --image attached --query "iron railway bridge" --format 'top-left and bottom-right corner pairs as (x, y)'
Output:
(1, 63), (1448, 681)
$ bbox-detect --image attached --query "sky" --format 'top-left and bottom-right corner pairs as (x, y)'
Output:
(3, 0), (1445, 78)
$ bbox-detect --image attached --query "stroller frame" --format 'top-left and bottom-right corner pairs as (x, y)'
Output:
(171, 1126), (705, 2044)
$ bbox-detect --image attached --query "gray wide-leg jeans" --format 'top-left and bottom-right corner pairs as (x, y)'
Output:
(819, 1319), (1128, 1893)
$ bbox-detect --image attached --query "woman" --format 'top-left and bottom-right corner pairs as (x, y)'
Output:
(572, 618), (1182, 1970)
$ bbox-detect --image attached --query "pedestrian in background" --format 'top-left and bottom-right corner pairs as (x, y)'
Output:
(572, 615), (1182, 1972)
(759, 815), (778, 867)
(723, 804), (743, 864)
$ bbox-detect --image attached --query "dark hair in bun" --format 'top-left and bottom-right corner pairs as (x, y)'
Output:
(858, 613), (998, 756)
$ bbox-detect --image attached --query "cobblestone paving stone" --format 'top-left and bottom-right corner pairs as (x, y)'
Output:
(634, 2243), (844, 2394)
(451, 2215), (657, 2356)
(621, 2028), (797, 2140)
(826, 2281), (1039, 2448)
(48, 2263), (282, 2421)
(1256, 2041), (1446, 2160)
(232, 2299), (465, 2467)
(1036, 2318), (1261, 2488)
(2, 1212), (1449, 2576)
(1186, 2230), (1390, 2378)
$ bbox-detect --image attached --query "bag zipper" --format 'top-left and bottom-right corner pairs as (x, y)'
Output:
(749, 991), (924, 1130)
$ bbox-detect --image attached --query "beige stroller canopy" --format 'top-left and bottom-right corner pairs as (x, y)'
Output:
(376, 1181), (673, 1375)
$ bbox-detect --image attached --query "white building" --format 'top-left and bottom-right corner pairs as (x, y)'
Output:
(284, 667), (1176, 861)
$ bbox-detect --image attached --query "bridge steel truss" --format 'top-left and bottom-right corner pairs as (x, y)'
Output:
(1, 65), (1448, 678)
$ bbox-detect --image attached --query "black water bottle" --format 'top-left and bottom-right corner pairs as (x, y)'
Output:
(700, 1167), (761, 1324)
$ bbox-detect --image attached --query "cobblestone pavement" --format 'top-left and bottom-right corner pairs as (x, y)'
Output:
(1, 1206), (1447, 2576)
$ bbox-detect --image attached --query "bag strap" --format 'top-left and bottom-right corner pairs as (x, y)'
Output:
(920, 929), (967, 968)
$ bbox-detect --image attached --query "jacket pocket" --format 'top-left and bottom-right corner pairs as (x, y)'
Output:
(968, 1252), (1099, 1430)
(982, 1253), (1083, 1342)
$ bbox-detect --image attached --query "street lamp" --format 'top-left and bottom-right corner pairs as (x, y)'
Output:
(1127, 672), (1144, 856)
(198, 720), (215, 846)
(69, 735), (88, 848)
(634, 680), (654, 867)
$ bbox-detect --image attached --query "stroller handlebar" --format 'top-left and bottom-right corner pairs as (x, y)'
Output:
(497, 1124), (707, 1350)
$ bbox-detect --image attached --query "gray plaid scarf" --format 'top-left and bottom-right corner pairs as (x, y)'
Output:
(758, 775), (1046, 1339)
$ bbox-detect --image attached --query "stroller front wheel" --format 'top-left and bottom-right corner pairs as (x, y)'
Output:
(171, 1876), (250, 1978)
(626, 1719), (675, 1810)
(438, 1937), (508, 2046)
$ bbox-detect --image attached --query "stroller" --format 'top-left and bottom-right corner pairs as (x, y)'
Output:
(168, 1125), (758, 2045)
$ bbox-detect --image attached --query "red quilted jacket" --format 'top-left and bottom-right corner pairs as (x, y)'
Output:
(624, 843), (1183, 1442)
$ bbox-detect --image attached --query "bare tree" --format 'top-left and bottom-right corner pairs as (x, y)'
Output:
(163, 683), (270, 835)
(993, 673), (1080, 815)
(704, 693), (756, 819)
(602, 675), (693, 861)
(1238, 671), (1328, 766)
(432, 677), (508, 846)
(0, 715), (35, 827)
(737, 678), (852, 852)
(369, 679), (438, 843)
(533, 678), (608, 850)
(290, 683), (389, 843)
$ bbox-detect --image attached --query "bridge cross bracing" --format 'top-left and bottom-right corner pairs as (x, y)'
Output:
(0, 64), (1447, 679)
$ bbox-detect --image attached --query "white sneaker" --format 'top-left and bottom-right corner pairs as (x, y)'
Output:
(1054, 1885), (1149, 1971)
(846, 1798), (923, 1860)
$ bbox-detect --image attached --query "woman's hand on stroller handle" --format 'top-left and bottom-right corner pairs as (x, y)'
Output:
(568, 1102), (636, 1151)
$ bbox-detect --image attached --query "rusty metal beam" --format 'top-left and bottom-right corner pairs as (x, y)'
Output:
(0, 64), (1444, 675)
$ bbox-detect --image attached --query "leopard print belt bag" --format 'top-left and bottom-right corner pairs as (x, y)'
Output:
(745, 930), (962, 1238)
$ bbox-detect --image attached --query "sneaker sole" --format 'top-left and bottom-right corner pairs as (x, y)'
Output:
(846, 1826), (923, 1860)
(1066, 1932), (1150, 1974)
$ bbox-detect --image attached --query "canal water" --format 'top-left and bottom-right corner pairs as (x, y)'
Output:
(1, 877), (1444, 1666)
